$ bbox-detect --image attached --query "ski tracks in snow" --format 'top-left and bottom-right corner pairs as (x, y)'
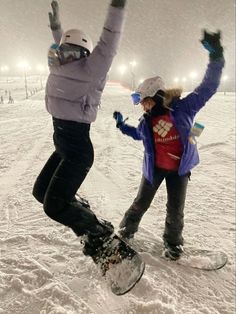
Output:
(0, 88), (235, 313)
(0, 100), (51, 232)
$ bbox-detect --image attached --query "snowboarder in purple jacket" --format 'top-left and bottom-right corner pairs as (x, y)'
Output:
(33, 0), (127, 254)
(113, 30), (225, 260)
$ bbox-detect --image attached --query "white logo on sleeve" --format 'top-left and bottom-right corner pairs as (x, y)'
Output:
(153, 119), (173, 137)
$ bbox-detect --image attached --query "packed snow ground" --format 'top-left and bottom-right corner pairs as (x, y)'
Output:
(0, 79), (235, 314)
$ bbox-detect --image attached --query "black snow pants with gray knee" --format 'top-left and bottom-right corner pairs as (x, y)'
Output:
(120, 167), (189, 245)
(32, 117), (109, 237)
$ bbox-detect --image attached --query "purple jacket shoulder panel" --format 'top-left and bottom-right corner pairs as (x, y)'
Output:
(46, 5), (126, 124)
(119, 58), (225, 183)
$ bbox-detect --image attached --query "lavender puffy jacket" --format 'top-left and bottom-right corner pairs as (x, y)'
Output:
(45, 5), (126, 124)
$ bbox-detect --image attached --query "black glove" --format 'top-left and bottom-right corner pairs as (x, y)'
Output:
(111, 0), (126, 8)
(48, 1), (61, 30)
(201, 29), (223, 61)
(113, 111), (124, 128)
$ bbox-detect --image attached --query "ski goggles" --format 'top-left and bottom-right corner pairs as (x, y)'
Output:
(58, 44), (89, 63)
(131, 92), (142, 105)
(48, 43), (89, 66)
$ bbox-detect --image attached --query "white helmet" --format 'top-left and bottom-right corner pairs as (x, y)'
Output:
(131, 76), (165, 105)
(60, 29), (93, 54)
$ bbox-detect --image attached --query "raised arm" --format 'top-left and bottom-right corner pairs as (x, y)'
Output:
(178, 30), (225, 116)
(86, 0), (127, 77)
(48, 1), (63, 45)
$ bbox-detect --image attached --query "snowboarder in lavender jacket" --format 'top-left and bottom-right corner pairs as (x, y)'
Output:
(113, 30), (225, 260)
(33, 0), (127, 254)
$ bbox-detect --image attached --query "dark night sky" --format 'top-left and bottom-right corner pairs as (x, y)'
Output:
(0, 0), (235, 88)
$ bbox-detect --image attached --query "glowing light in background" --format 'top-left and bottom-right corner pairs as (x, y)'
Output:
(0, 65), (9, 82)
(222, 75), (229, 95)
(118, 64), (127, 75)
(173, 77), (180, 84)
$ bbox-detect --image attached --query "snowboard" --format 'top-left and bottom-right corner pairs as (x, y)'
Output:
(168, 247), (227, 270)
(130, 238), (228, 271)
(89, 234), (145, 295)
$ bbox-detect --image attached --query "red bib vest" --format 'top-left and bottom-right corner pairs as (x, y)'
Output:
(151, 114), (183, 170)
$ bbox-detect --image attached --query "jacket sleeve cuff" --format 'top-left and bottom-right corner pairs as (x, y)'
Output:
(209, 56), (225, 66)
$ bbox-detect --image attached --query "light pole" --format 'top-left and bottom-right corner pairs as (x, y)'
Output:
(182, 77), (187, 91)
(129, 60), (137, 91)
(118, 64), (127, 85)
(36, 64), (45, 90)
(1, 65), (9, 83)
(18, 61), (30, 99)
(189, 71), (197, 90)
(222, 75), (228, 95)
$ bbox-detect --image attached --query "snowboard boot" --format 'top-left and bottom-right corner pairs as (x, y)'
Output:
(82, 219), (115, 258)
(84, 231), (138, 276)
(164, 240), (184, 260)
(118, 210), (143, 240)
(72, 195), (90, 209)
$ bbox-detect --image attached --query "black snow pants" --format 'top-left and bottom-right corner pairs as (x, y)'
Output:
(32, 117), (107, 236)
(120, 167), (189, 246)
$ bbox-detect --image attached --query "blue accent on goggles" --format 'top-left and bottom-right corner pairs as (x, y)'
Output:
(51, 43), (60, 50)
(131, 92), (141, 105)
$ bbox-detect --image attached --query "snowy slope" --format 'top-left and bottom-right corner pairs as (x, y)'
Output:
(0, 80), (235, 314)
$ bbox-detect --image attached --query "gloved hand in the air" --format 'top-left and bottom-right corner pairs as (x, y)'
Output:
(113, 111), (124, 128)
(49, 1), (61, 30)
(111, 0), (126, 8)
(201, 29), (223, 61)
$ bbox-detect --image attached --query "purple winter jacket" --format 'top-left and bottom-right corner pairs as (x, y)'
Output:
(45, 5), (126, 124)
(119, 58), (225, 184)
